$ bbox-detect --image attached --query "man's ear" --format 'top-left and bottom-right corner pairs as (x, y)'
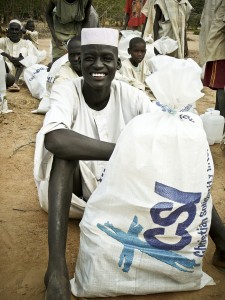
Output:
(117, 57), (122, 70)
(128, 47), (131, 55)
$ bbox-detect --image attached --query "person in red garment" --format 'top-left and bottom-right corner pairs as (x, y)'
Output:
(124, 0), (146, 30)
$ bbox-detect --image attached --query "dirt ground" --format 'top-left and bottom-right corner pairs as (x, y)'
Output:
(0, 32), (225, 300)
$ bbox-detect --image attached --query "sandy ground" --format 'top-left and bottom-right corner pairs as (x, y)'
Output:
(0, 33), (225, 300)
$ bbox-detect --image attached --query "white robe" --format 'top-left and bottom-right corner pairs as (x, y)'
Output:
(0, 37), (46, 77)
(119, 58), (152, 91)
(141, 0), (156, 38)
(34, 78), (157, 218)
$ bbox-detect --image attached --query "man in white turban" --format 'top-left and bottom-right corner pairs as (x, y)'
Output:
(34, 27), (157, 300)
(0, 19), (45, 91)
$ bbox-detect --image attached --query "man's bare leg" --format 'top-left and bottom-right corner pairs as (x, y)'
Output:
(210, 205), (225, 270)
(15, 67), (24, 84)
(45, 157), (81, 300)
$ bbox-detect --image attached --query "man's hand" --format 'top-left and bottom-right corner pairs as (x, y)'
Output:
(53, 34), (67, 50)
(21, 28), (27, 34)
(1, 52), (10, 59)
(9, 53), (24, 68)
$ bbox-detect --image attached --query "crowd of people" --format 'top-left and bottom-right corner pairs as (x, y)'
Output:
(0, 1), (225, 300)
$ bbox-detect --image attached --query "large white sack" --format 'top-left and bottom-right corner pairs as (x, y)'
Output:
(46, 53), (68, 85)
(24, 64), (48, 99)
(20, 50), (47, 67)
(0, 56), (12, 114)
(153, 36), (178, 55)
(71, 111), (214, 297)
(71, 65), (214, 297)
(146, 59), (203, 109)
(31, 54), (69, 113)
(148, 56), (202, 74)
(0, 56), (6, 98)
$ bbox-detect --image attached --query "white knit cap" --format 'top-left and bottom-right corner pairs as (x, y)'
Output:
(9, 19), (22, 28)
(81, 28), (119, 48)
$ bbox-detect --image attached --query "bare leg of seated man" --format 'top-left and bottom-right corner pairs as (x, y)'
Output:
(210, 206), (225, 271)
(44, 157), (82, 300)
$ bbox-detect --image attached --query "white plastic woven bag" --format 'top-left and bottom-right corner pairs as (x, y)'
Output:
(24, 64), (48, 99)
(71, 64), (214, 297)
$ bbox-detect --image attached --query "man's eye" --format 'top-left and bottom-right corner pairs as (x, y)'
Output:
(104, 56), (113, 62)
(84, 56), (94, 61)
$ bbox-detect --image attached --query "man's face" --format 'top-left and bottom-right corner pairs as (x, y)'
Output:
(68, 40), (81, 74)
(128, 42), (146, 65)
(81, 44), (118, 90)
(26, 22), (35, 32)
(7, 23), (22, 43)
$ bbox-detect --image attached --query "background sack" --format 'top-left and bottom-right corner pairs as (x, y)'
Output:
(71, 111), (214, 298)
(24, 64), (48, 99)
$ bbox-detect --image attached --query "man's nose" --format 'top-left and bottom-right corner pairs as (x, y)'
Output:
(73, 54), (80, 61)
(94, 57), (104, 68)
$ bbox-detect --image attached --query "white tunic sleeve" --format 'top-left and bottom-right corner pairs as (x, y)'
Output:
(34, 79), (79, 181)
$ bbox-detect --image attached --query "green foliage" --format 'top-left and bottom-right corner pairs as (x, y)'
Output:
(93, 0), (126, 26)
(189, 0), (205, 14)
(0, 0), (49, 23)
(188, 0), (205, 31)
(0, 0), (205, 29)
(0, 0), (126, 26)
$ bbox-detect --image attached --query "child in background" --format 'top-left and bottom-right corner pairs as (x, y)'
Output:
(23, 20), (39, 48)
(118, 37), (153, 97)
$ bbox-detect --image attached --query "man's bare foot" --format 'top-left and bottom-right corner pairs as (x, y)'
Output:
(212, 249), (225, 272)
(45, 271), (71, 300)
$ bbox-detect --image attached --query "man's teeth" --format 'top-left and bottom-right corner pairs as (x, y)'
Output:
(92, 73), (106, 77)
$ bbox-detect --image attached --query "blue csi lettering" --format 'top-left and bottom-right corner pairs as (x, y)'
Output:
(97, 182), (203, 273)
(144, 182), (201, 251)
(98, 216), (198, 273)
(29, 67), (46, 81)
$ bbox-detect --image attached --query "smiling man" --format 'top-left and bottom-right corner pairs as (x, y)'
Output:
(34, 27), (157, 299)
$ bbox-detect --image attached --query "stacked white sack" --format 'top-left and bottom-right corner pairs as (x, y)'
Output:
(71, 63), (214, 297)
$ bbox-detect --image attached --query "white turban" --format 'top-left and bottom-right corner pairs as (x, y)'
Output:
(9, 19), (22, 28)
(81, 28), (119, 48)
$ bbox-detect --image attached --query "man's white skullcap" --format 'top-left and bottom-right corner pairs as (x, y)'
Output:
(9, 19), (22, 28)
(81, 28), (119, 48)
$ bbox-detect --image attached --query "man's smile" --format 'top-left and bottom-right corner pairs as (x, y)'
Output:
(91, 73), (107, 78)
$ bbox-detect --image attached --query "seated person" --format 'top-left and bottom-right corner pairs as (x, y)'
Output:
(34, 27), (157, 300)
(34, 28), (225, 300)
(54, 35), (82, 83)
(118, 37), (153, 97)
(22, 19), (39, 48)
(33, 35), (82, 114)
(0, 19), (45, 92)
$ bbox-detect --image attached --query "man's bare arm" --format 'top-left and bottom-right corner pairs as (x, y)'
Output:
(45, 129), (115, 161)
(82, 0), (92, 25)
(45, 0), (61, 47)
